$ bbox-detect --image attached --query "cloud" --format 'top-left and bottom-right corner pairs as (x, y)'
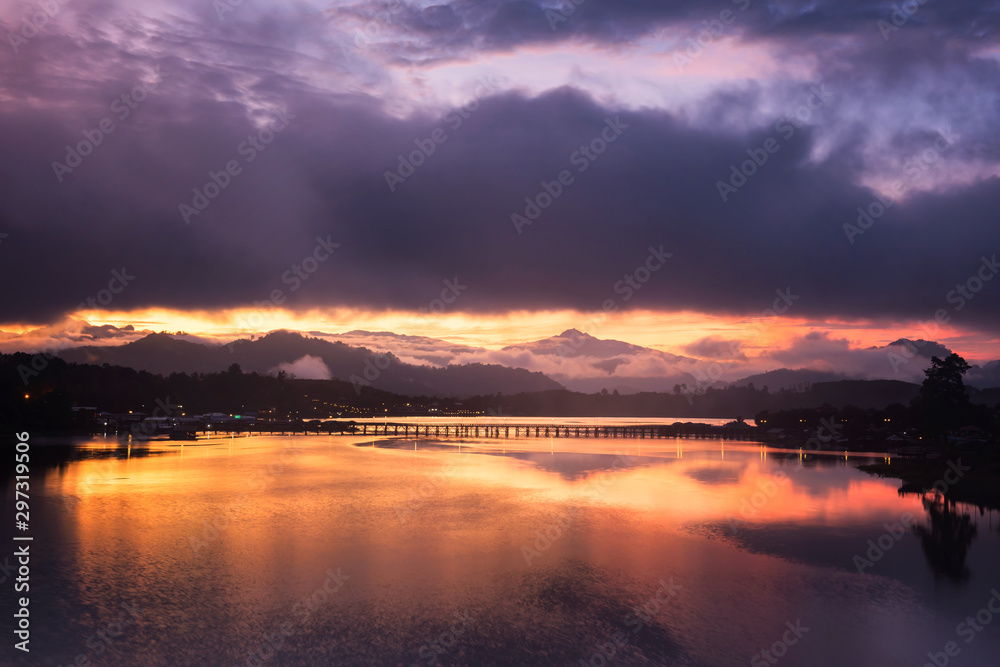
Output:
(0, 320), (150, 353)
(764, 331), (938, 383)
(273, 354), (332, 380)
(0, 0), (998, 341)
(682, 336), (746, 361)
(340, 1), (1000, 60)
(80, 323), (134, 339)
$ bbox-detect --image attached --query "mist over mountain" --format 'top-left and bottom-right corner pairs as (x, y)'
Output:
(321, 329), (1000, 391)
(317, 330), (483, 367)
(58, 331), (561, 398)
(326, 328), (702, 394)
(45, 329), (1000, 401)
(499, 329), (699, 393)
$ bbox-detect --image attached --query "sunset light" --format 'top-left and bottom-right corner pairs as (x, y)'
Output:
(4, 0), (1000, 664)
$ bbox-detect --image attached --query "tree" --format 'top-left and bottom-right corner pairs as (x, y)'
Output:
(911, 354), (972, 445)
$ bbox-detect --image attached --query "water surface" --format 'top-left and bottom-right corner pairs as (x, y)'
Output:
(4, 427), (1000, 666)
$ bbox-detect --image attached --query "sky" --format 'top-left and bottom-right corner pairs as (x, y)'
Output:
(1, 0), (1000, 375)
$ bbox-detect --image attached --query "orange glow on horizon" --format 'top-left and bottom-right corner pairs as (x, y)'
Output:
(2, 306), (998, 363)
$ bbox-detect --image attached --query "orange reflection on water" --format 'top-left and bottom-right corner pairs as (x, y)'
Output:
(29, 434), (1000, 666)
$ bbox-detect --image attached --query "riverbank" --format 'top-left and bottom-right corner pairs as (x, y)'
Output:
(858, 448), (1000, 510)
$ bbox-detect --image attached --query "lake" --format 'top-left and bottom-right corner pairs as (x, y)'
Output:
(4, 423), (1000, 666)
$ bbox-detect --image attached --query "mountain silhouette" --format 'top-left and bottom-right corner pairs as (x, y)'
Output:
(58, 331), (562, 398)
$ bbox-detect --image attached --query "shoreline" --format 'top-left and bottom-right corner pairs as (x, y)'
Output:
(858, 448), (1000, 511)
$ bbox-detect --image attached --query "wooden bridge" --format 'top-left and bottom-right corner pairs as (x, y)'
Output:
(351, 422), (763, 440)
(180, 420), (763, 441)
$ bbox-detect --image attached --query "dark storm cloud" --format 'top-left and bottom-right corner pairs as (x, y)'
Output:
(3, 79), (999, 329)
(345, 0), (1000, 56)
(0, 0), (998, 333)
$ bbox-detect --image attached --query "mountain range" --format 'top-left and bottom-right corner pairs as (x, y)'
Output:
(58, 331), (560, 398)
(53, 329), (1000, 399)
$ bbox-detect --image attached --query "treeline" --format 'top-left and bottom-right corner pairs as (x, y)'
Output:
(1, 354), (422, 431)
(5, 352), (1000, 436)
(461, 383), (1000, 420)
(753, 354), (1000, 445)
(754, 403), (1000, 441)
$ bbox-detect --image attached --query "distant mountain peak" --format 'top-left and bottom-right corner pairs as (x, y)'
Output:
(259, 329), (302, 339)
(58, 328), (562, 398)
(886, 338), (952, 359)
(140, 331), (175, 340)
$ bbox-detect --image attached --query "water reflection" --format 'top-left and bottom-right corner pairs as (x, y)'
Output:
(5, 433), (1000, 666)
(911, 493), (979, 582)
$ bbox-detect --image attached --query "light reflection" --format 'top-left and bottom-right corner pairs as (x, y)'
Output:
(26, 432), (1000, 666)
(52, 436), (927, 530)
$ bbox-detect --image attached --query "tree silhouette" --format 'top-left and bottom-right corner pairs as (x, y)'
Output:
(912, 493), (977, 582)
(911, 353), (972, 444)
